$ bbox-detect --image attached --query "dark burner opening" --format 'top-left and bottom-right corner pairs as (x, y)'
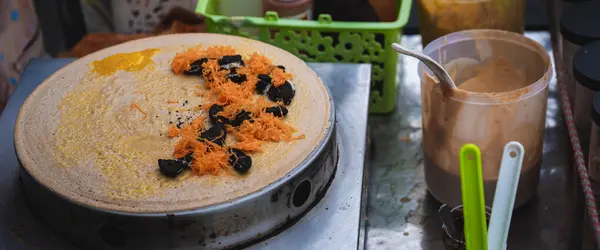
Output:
(293, 180), (312, 207)
(100, 224), (128, 248)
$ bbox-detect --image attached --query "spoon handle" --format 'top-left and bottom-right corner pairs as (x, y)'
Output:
(391, 43), (457, 89)
(459, 144), (488, 250)
(488, 141), (524, 250)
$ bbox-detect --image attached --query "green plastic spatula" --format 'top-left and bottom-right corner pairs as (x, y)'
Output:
(459, 144), (488, 250)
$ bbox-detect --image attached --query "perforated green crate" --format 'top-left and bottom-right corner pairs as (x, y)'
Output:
(196, 0), (412, 113)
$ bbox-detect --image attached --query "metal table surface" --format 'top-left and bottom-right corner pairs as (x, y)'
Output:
(364, 32), (580, 250)
(0, 60), (371, 250)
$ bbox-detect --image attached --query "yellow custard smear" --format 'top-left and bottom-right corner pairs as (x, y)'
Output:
(92, 48), (160, 76)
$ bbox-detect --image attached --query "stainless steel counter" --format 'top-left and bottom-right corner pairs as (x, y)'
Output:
(364, 32), (581, 250)
(250, 63), (371, 250)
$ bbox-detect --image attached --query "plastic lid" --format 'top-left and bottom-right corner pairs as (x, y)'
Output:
(591, 92), (600, 125)
(560, 1), (600, 45)
(574, 40), (600, 91)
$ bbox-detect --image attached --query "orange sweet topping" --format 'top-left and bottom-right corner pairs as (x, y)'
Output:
(168, 46), (299, 176)
(167, 124), (180, 138)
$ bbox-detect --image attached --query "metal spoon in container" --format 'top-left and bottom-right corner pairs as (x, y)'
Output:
(391, 43), (458, 89)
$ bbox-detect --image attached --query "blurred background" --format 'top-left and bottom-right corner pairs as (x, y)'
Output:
(32, 0), (548, 56)
(0, 0), (548, 115)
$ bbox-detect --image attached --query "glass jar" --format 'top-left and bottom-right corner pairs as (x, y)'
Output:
(417, 0), (525, 46)
(560, 0), (600, 102)
(588, 91), (600, 182)
(420, 30), (553, 208)
(574, 40), (600, 160)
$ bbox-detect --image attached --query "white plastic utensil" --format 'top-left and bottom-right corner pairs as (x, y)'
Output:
(488, 141), (525, 250)
(391, 43), (458, 89)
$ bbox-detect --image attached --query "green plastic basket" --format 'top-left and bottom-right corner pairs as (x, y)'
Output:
(196, 0), (412, 113)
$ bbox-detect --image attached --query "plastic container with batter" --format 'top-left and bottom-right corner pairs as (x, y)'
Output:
(419, 30), (553, 208)
(574, 40), (600, 160)
(417, 0), (525, 46)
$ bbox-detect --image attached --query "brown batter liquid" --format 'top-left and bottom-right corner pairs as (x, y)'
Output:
(457, 57), (528, 93)
(422, 56), (546, 207)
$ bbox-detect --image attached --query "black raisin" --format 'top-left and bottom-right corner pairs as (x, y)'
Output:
(208, 104), (230, 125)
(265, 106), (288, 117)
(219, 55), (245, 69)
(228, 148), (252, 174)
(276, 65), (286, 71)
(180, 153), (194, 164)
(199, 124), (227, 146)
(184, 58), (209, 76)
(227, 73), (247, 84)
(230, 110), (253, 127)
(256, 74), (272, 94)
(158, 159), (188, 178)
(208, 104), (223, 118)
(267, 81), (296, 105)
(219, 55), (243, 65)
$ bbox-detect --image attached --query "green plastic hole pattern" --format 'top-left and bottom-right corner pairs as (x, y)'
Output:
(212, 25), (393, 110)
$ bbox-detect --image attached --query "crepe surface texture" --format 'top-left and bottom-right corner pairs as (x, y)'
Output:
(14, 34), (332, 213)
